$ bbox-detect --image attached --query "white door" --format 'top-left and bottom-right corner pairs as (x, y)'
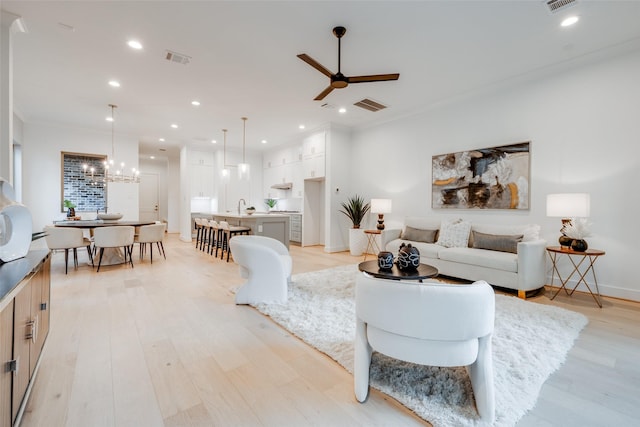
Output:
(139, 173), (159, 222)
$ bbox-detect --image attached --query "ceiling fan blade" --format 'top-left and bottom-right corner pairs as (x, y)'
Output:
(347, 73), (400, 83)
(297, 54), (333, 78)
(314, 85), (335, 101)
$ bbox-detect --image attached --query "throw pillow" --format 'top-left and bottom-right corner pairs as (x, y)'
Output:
(436, 219), (471, 248)
(401, 226), (438, 243)
(472, 231), (523, 254)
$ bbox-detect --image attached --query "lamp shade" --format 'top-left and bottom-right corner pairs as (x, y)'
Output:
(371, 199), (392, 214)
(546, 193), (590, 218)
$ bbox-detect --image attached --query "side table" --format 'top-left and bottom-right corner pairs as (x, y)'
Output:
(546, 246), (605, 308)
(363, 229), (381, 261)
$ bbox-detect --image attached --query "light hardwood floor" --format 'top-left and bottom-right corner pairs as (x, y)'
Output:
(20, 234), (640, 426)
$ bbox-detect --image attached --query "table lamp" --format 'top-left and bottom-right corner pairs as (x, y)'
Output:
(546, 193), (590, 250)
(371, 199), (392, 230)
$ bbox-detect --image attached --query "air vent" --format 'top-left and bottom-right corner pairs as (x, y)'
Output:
(545, 0), (579, 14)
(165, 49), (191, 65)
(353, 98), (387, 112)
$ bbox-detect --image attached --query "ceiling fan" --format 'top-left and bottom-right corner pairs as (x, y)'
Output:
(297, 26), (400, 101)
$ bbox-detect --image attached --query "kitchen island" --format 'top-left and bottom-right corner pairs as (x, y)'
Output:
(211, 212), (290, 248)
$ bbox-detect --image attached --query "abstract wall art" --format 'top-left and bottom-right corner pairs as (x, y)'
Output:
(432, 141), (530, 210)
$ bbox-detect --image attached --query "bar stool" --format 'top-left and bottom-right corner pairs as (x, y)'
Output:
(194, 218), (204, 249)
(217, 221), (251, 262)
(206, 219), (219, 255)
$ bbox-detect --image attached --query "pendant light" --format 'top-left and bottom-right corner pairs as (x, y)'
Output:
(221, 129), (230, 183)
(238, 117), (250, 180)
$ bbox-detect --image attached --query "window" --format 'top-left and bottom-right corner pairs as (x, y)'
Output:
(61, 152), (106, 212)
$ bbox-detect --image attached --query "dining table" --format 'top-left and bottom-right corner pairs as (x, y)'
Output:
(54, 219), (155, 266)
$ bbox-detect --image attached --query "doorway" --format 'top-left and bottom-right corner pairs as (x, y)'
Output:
(139, 173), (159, 222)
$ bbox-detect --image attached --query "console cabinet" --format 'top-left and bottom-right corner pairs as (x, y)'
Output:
(0, 251), (51, 427)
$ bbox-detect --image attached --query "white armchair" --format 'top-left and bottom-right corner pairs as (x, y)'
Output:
(230, 235), (292, 304)
(354, 274), (496, 423)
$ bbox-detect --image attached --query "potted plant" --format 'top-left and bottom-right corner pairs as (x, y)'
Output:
(339, 194), (370, 256)
(63, 199), (76, 217)
(265, 198), (278, 211)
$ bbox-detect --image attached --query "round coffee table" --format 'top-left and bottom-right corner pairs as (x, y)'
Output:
(358, 260), (438, 282)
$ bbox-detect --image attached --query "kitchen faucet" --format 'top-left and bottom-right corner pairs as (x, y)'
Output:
(238, 198), (246, 215)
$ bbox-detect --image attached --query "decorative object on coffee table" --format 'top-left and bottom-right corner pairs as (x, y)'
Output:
(396, 242), (420, 271)
(377, 251), (394, 270)
(546, 193), (590, 250)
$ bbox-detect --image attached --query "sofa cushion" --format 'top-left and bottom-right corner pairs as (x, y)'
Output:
(439, 247), (518, 273)
(436, 218), (471, 248)
(471, 223), (540, 242)
(472, 231), (523, 254)
(401, 226), (438, 243)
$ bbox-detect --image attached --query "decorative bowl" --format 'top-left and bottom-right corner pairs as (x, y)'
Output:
(245, 208), (256, 215)
(97, 213), (123, 221)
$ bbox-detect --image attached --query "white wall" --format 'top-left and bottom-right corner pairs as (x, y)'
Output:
(22, 122), (139, 231)
(347, 49), (640, 301)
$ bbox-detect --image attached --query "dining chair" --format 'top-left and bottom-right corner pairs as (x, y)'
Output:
(92, 226), (135, 272)
(44, 225), (93, 273)
(134, 223), (166, 263)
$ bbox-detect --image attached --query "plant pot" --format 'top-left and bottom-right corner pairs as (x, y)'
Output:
(349, 228), (367, 256)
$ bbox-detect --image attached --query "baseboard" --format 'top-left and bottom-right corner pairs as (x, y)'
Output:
(546, 274), (640, 302)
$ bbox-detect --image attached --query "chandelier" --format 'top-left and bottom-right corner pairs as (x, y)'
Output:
(103, 104), (140, 183)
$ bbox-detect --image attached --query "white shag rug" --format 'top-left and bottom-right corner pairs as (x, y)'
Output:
(253, 264), (588, 427)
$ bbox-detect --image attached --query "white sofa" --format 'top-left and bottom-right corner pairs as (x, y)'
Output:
(381, 217), (546, 298)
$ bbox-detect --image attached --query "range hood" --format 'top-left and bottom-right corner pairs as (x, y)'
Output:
(271, 182), (293, 190)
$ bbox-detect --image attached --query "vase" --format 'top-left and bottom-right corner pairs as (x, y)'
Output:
(571, 239), (588, 252)
(348, 228), (367, 256)
(67, 207), (75, 217)
(558, 235), (572, 249)
(397, 243), (420, 271)
(377, 251), (394, 270)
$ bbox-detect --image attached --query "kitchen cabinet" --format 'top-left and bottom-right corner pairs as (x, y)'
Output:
(190, 164), (214, 198)
(0, 251), (51, 427)
(303, 132), (325, 180)
(303, 153), (325, 180)
(190, 150), (214, 166)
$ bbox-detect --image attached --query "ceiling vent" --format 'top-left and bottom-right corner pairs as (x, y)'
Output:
(353, 98), (387, 112)
(545, 0), (579, 14)
(165, 49), (191, 65)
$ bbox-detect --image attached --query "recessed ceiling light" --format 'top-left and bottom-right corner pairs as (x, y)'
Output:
(191, 100), (200, 106)
(150, 156), (155, 160)
(105, 116), (114, 122)
(338, 107), (347, 114)
(211, 139), (217, 144)
(299, 124), (305, 130)
(127, 40), (143, 50)
(108, 80), (120, 87)
(170, 124), (178, 129)
(159, 138), (165, 142)
(561, 16), (579, 27)
(261, 139), (267, 144)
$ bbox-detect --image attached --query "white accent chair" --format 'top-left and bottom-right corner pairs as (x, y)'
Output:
(93, 226), (135, 272)
(354, 274), (496, 423)
(134, 223), (166, 263)
(230, 235), (292, 304)
(44, 226), (93, 273)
